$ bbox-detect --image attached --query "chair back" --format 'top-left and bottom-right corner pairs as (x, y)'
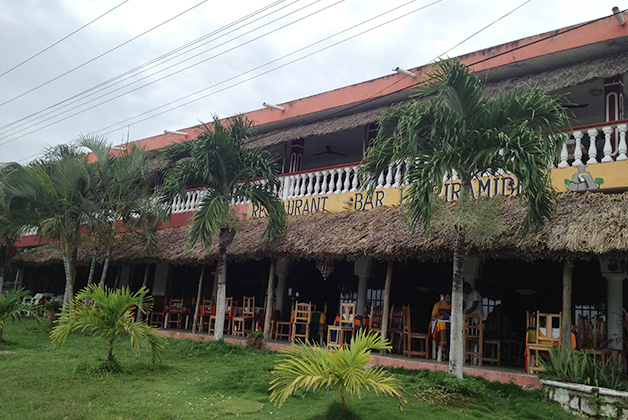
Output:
(464, 314), (483, 341)
(242, 296), (255, 316)
(294, 302), (312, 323)
(169, 298), (183, 313)
(537, 312), (562, 346)
(402, 305), (413, 333)
(389, 305), (404, 331)
(224, 297), (233, 316)
(338, 302), (356, 328)
(201, 299), (213, 315)
(370, 305), (383, 331)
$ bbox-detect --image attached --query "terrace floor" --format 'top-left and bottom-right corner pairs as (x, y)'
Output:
(157, 329), (540, 388)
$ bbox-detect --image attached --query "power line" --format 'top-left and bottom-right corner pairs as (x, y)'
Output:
(0, 0), (211, 108)
(0, 0), (132, 79)
(0, 0), (293, 133)
(14, 6), (620, 164)
(0, 0), (329, 137)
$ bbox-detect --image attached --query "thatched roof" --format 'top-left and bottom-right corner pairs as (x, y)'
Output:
(247, 53), (628, 149)
(13, 191), (628, 268)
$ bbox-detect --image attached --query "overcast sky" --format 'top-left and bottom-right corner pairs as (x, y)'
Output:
(0, 0), (621, 163)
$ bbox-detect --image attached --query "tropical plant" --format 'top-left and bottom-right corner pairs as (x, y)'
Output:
(1, 145), (97, 308)
(50, 284), (168, 364)
(0, 288), (36, 342)
(359, 58), (569, 378)
(0, 162), (27, 296)
(269, 329), (406, 410)
(158, 115), (287, 340)
(78, 135), (164, 286)
(540, 347), (627, 391)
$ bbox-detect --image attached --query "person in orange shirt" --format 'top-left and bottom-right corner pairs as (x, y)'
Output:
(431, 293), (452, 321)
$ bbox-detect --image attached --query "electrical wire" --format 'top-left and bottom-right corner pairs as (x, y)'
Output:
(0, 0), (211, 108)
(13, 7), (624, 163)
(0, 0), (295, 133)
(0, 0), (132, 79)
(0, 0), (334, 137)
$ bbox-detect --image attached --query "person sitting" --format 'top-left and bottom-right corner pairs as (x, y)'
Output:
(431, 293), (452, 322)
(431, 293), (452, 360)
(463, 281), (483, 319)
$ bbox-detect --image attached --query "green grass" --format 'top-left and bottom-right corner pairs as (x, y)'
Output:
(0, 319), (576, 419)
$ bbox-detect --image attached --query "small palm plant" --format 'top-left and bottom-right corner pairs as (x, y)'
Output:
(269, 330), (406, 410)
(50, 285), (168, 364)
(0, 288), (36, 342)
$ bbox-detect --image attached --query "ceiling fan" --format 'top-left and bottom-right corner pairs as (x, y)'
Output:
(312, 145), (346, 157)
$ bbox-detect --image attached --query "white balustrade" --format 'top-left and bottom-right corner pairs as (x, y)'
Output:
(618, 124), (628, 161)
(587, 129), (599, 164)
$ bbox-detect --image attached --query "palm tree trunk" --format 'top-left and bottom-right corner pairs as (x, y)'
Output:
(0, 263), (4, 297)
(61, 249), (75, 310)
(192, 266), (205, 334)
(87, 248), (98, 286)
(449, 179), (470, 379)
(99, 245), (113, 286)
(136, 264), (151, 322)
(214, 244), (228, 341)
(107, 338), (115, 362)
(263, 259), (277, 341)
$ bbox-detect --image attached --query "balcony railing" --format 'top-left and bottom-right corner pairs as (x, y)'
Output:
(558, 121), (628, 168)
(167, 120), (628, 215)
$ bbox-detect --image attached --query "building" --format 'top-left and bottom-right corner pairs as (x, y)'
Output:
(11, 9), (628, 367)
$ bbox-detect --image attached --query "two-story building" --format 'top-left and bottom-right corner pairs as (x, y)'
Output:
(12, 9), (628, 367)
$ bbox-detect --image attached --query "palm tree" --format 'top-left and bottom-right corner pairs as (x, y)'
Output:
(0, 163), (22, 296)
(2, 147), (97, 308)
(0, 288), (36, 342)
(269, 329), (406, 410)
(78, 136), (163, 286)
(50, 284), (168, 364)
(159, 115), (287, 340)
(359, 59), (569, 379)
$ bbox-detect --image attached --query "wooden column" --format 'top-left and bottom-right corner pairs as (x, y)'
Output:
(192, 266), (205, 334)
(561, 258), (573, 349)
(380, 260), (393, 355)
(263, 259), (277, 341)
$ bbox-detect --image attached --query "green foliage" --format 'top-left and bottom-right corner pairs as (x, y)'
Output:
(159, 115), (287, 248)
(540, 347), (628, 391)
(44, 300), (62, 312)
(50, 284), (168, 364)
(0, 288), (36, 341)
(75, 359), (123, 376)
(247, 330), (264, 339)
(2, 319), (579, 419)
(269, 329), (406, 410)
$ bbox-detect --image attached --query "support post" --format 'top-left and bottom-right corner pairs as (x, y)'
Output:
(275, 259), (291, 319)
(380, 260), (393, 356)
(354, 257), (373, 316)
(192, 266), (205, 334)
(562, 258), (573, 349)
(606, 274), (625, 350)
(263, 259), (278, 341)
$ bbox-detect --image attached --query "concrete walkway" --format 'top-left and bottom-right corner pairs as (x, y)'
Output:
(157, 329), (540, 388)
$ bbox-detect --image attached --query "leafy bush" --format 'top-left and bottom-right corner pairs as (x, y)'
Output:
(75, 360), (123, 376)
(540, 347), (627, 391)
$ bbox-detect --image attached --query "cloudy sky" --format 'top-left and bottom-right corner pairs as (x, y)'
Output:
(0, 0), (621, 163)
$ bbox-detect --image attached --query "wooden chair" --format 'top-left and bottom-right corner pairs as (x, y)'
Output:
(149, 296), (166, 327)
(526, 311), (562, 373)
(388, 305), (404, 353)
(483, 336), (501, 366)
(327, 302), (356, 350)
(209, 297), (234, 335)
(166, 298), (183, 329)
(232, 296), (256, 337)
(369, 305), (384, 335)
(464, 314), (483, 366)
(402, 305), (429, 358)
(290, 301), (313, 344)
(198, 299), (213, 333)
(273, 301), (295, 341)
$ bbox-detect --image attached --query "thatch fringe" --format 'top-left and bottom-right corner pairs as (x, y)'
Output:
(13, 191), (628, 268)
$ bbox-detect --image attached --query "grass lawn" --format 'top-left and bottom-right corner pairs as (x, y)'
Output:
(0, 319), (575, 420)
